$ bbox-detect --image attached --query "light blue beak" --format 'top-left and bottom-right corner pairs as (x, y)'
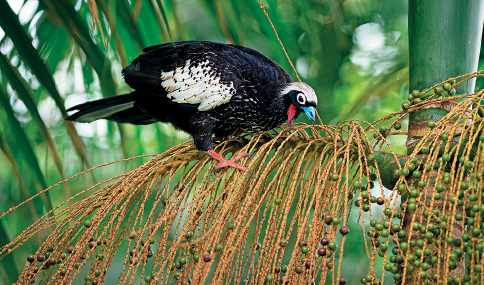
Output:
(301, 106), (316, 123)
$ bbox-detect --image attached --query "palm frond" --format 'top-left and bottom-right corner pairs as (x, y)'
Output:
(0, 0), (90, 166)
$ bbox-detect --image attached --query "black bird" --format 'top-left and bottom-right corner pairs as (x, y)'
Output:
(66, 41), (317, 171)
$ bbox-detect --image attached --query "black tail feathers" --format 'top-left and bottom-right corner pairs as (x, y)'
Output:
(65, 94), (157, 125)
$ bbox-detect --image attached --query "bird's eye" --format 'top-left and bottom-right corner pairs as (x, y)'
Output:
(296, 93), (306, 105)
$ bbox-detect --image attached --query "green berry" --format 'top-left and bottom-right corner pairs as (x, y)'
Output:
(332, 217), (341, 225)
(375, 223), (383, 231)
(144, 275), (152, 282)
(381, 229), (389, 237)
(266, 274), (274, 283)
(474, 264), (481, 272)
(189, 247), (196, 255)
(380, 243), (388, 251)
(424, 248), (432, 256)
(384, 208), (392, 216)
(469, 193), (477, 202)
(400, 242), (408, 252)
(443, 82), (451, 91)
(422, 262), (430, 271)
(383, 221), (390, 229)
(401, 168), (410, 176)
(327, 242), (337, 251)
(83, 220), (92, 228)
(281, 265), (288, 273)
(455, 213), (463, 221)
(185, 231), (194, 239)
(435, 183), (444, 192)
(442, 153), (450, 161)
(300, 246), (309, 254)
(412, 170), (422, 179)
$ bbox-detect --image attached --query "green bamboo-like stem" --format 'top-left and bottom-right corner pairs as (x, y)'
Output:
(403, 0), (484, 283)
(409, 2), (483, 94)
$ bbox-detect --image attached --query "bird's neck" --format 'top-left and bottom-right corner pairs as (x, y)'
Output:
(270, 91), (292, 113)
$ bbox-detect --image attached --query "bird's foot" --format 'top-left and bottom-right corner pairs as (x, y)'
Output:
(206, 150), (250, 172)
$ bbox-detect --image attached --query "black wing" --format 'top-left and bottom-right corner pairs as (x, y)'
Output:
(122, 41), (292, 111)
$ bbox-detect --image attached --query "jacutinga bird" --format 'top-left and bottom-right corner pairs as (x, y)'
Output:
(66, 41), (317, 171)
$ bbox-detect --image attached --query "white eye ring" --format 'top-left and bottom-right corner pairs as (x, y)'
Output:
(297, 93), (306, 105)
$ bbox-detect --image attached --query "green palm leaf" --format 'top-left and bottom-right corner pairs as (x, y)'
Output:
(0, 0), (90, 166)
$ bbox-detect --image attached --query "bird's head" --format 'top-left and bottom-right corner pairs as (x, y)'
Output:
(281, 82), (317, 127)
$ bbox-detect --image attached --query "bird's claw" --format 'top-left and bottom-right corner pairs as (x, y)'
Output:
(207, 150), (250, 172)
(232, 152), (251, 160)
(213, 159), (248, 172)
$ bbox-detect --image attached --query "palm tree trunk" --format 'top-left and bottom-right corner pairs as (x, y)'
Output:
(403, 0), (484, 283)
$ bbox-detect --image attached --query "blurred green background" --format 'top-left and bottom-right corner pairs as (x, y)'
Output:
(0, 0), (483, 283)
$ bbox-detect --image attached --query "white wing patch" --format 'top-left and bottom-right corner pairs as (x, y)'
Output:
(160, 59), (235, 111)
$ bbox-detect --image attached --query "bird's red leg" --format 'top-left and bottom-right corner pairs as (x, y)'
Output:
(207, 150), (250, 172)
